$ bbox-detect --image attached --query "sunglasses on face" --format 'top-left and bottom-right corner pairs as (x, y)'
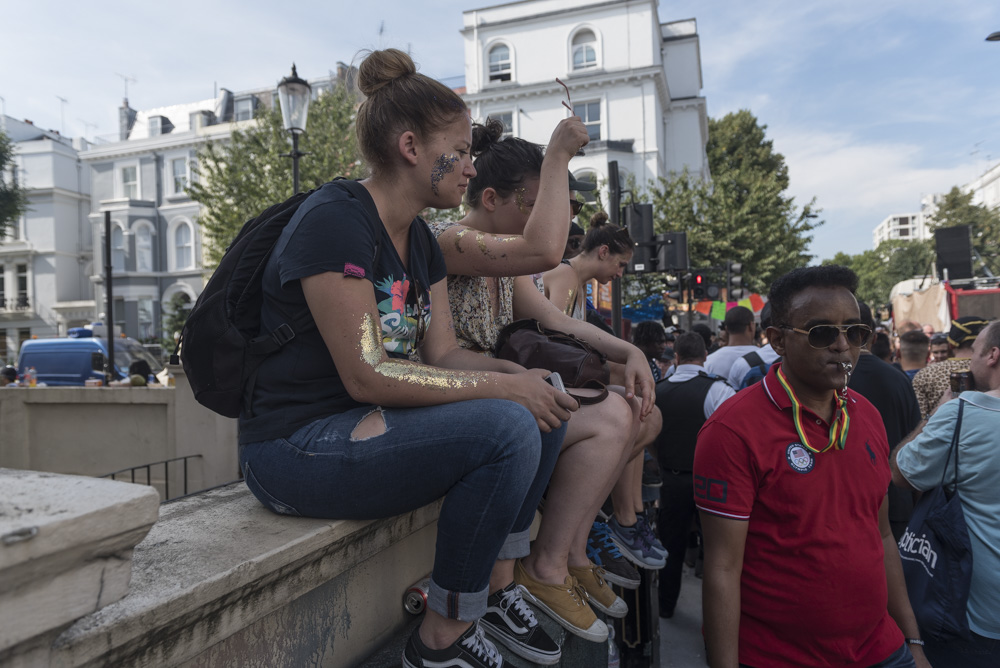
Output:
(567, 238), (582, 250)
(783, 323), (872, 349)
(570, 199), (583, 216)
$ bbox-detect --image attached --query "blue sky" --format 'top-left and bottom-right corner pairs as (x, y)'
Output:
(2, 0), (999, 259)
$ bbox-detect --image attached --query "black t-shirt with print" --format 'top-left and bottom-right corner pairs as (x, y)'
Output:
(239, 181), (447, 444)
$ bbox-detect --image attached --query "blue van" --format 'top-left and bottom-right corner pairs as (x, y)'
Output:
(17, 334), (164, 386)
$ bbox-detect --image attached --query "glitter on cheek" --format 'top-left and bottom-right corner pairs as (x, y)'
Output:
(358, 312), (490, 389)
(514, 187), (529, 214)
(430, 154), (460, 195)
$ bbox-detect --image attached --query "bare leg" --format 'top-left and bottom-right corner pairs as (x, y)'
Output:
(611, 400), (662, 526)
(490, 559), (514, 594)
(522, 392), (633, 583)
(419, 612), (473, 649)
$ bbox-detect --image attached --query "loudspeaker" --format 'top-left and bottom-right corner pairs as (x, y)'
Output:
(625, 203), (654, 273)
(656, 231), (689, 271)
(935, 226), (973, 280)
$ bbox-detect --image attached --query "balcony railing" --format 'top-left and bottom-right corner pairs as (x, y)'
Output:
(0, 297), (30, 311)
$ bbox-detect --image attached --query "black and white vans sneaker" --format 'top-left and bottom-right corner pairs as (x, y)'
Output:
(480, 582), (561, 665)
(403, 620), (503, 668)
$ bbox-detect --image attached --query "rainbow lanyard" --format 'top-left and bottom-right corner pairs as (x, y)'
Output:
(776, 366), (850, 453)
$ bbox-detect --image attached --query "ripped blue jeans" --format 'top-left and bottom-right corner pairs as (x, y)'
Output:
(239, 399), (564, 622)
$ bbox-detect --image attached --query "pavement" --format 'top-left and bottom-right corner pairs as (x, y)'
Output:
(658, 562), (707, 667)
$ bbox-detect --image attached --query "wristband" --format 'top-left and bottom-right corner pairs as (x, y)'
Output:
(906, 638), (925, 647)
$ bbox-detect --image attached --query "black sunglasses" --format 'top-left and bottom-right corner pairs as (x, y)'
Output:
(783, 324), (872, 349)
(570, 199), (583, 216)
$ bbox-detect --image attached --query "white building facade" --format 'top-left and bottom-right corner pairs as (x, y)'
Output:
(871, 193), (942, 248)
(964, 162), (1000, 212)
(460, 0), (709, 198)
(1, 117), (93, 363)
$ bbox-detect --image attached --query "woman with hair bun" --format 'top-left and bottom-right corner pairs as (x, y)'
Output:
(429, 116), (657, 650)
(237, 48), (579, 668)
(540, 213), (668, 576)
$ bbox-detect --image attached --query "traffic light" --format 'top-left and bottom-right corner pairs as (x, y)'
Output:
(623, 203), (654, 273)
(692, 273), (706, 299)
(666, 274), (683, 301)
(728, 261), (745, 299)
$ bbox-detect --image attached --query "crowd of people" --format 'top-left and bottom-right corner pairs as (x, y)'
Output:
(234, 48), (998, 668)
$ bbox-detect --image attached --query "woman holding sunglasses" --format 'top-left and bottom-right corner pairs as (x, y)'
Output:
(430, 117), (656, 649)
(237, 49), (580, 668)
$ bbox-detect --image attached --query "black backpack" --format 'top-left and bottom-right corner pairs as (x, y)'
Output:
(173, 178), (381, 418)
(738, 350), (779, 389)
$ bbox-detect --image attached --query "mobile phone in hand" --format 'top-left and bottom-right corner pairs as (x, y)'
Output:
(545, 372), (566, 393)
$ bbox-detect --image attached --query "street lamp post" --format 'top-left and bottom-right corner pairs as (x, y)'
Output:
(277, 64), (312, 194)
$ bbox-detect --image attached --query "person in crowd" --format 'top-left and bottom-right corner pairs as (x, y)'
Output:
(704, 306), (758, 380)
(1, 365), (17, 386)
(872, 330), (895, 364)
(726, 302), (780, 390)
(897, 330), (929, 381)
(849, 303), (922, 541)
(691, 323), (716, 353)
(431, 117), (658, 647)
(539, 212), (666, 572)
(238, 49), (581, 668)
(921, 323), (935, 338)
(929, 332), (952, 363)
(892, 319), (1000, 667)
(912, 316), (990, 418)
(654, 332), (735, 619)
(632, 320), (670, 382)
(695, 265), (928, 668)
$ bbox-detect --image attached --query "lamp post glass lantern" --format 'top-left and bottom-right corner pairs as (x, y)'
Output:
(277, 63), (312, 194)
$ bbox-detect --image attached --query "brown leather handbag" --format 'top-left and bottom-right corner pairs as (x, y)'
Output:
(494, 319), (610, 403)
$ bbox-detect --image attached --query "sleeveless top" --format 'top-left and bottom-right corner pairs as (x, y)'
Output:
(428, 220), (515, 355)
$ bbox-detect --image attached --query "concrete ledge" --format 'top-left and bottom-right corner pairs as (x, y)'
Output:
(46, 483), (440, 667)
(0, 469), (160, 655)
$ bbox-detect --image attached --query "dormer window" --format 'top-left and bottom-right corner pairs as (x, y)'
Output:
(234, 97), (255, 122)
(572, 30), (598, 70)
(489, 45), (512, 83)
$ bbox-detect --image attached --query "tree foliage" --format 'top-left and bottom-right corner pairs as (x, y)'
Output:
(822, 239), (935, 309)
(189, 84), (360, 267)
(647, 110), (820, 294)
(930, 186), (1000, 276)
(0, 129), (29, 238)
(161, 292), (192, 350)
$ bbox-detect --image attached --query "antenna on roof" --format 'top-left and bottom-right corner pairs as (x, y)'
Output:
(55, 95), (69, 136)
(115, 73), (138, 103)
(78, 118), (98, 141)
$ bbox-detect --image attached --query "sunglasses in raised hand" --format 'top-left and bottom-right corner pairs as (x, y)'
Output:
(783, 323), (872, 349)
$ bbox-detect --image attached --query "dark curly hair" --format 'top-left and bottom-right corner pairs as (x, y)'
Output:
(465, 117), (545, 208)
(582, 211), (633, 256)
(767, 265), (859, 328)
(632, 320), (667, 348)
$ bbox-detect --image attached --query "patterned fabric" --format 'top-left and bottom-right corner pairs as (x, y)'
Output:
(912, 358), (971, 418)
(428, 220), (515, 355)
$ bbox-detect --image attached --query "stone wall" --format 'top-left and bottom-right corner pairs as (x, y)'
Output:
(0, 365), (238, 498)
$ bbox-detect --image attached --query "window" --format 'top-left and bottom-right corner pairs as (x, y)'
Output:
(138, 298), (154, 342)
(489, 45), (512, 82)
(0, 330), (7, 362)
(493, 112), (514, 137)
(175, 223), (193, 269)
(171, 158), (187, 194)
(572, 30), (598, 70)
(16, 264), (27, 308)
(234, 98), (254, 122)
(18, 328), (30, 352)
(0, 264), (4, 305)
(121, 166), (138, 199)
(149, 116), (162, 136)
(899, 227), (910, 237)
(136, 226), (153, 272)
(574, 101), (601, 140)
(111, 227), (125, 271)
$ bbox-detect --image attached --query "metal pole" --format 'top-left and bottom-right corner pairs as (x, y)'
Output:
(291, 132), (300, 195)
(104, 211), (116, 384)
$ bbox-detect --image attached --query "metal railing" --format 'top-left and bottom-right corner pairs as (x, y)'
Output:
(0, 297), (30, 311)
(100, 454), (203, 502)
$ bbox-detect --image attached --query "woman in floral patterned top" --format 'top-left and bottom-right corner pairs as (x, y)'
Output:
(431, 116), (657, 644)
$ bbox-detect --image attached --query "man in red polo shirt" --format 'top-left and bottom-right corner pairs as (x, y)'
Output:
(694, 266), (929, 668)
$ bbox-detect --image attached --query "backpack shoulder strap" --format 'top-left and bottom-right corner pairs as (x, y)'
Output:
(742, 350), (766, 370)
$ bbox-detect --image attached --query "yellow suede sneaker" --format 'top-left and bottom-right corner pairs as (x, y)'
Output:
(569, 563), (629, 618)
(513, 559), (608, 642)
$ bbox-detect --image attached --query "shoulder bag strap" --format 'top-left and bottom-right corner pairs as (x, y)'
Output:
(942, 399), (965, 489)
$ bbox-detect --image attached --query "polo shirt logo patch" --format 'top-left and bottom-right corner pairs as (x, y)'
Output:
(786, 443), (815, 473)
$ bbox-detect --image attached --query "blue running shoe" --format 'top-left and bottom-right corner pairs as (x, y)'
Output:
(608, 516), (666, 570)
(587, 521), (641, 589)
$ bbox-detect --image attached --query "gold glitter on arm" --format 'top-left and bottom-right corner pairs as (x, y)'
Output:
(490, 234), (519, 243)
(564, 289), (577, 316)
(454, 228), (469, 253)
(359, 313), (489, 390)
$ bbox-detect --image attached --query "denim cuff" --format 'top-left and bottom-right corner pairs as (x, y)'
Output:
(427, 578), (489, 622)
(496, 529), (530, 561)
